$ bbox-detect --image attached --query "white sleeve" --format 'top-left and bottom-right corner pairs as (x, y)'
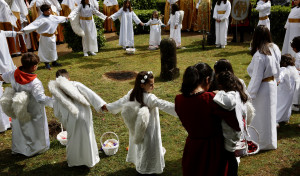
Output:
(1, 71), (14, 83)
(220, 2), (231, 20)
(255, 2), (271, 11)
(31, 80), (54, 108)
(106, 90), (131, 114)
(22, 18), (43, 34)
(93, 8), (107, 20)
(213, 91), (237, 111)
(132, 11), (141, 25)
(175, 12), (180, 26)
(147, 94), (178, 117)
(68, 4), (81, 20)
(145, 19), (151, 26)
(3, 31), (17, 37)
(247, 54), (265, 99)
(110, 8), (123, 21)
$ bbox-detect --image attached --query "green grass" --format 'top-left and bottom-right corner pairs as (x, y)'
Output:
(0, 32), (299, 176)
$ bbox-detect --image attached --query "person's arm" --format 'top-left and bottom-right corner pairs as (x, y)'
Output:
(174, 11), (180, 29)
(147, 94), (178, 117)
(144, 19), (151, 26)
(31, 80), (54, 108)
(256, 1), (271, 11)
(3, 31), (17, 37)
(68, 4), (81, 20)
(220, 1), (231, 21)
(92, 7), (107, 21)
(21, 18), (43, 34)
(132, 11), (143, 26)
(106, 90), (131, 114)
(109, 8), (123, 21)
(213, 5), (218, 20)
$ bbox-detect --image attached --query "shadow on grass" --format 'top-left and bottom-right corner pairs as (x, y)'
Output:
(0, 149), (29, 175)
(278, 160), (300, 176)
(213, 50), (249, 57)
(277, 123), (300, 140)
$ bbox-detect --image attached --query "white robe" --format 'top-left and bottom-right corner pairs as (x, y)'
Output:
(282, 7), (300, 56)
(22, 14), (67, 63)
(293, 52), (300, 104)
(0, 82), (10, 132)
(276, 66), (299, 123)
(53, 81), (106, 167)
(0, 30), (17, 74)
(110, 8), (141, 47)
(213, 1), (231, 46)
(256, 0), (271, 30)
(168, 11), (182, 47)
(2, 70), (53, 156)
(69, 4), (107, 53)
(247, 43), (281, 150)
(106, 90), (178, 174)
(145, 18), (164, 46)
(103, 0), (118, 6)
(0, 0), (17, 27)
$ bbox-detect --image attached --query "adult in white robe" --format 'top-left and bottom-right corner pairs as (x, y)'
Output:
(110, 8), (142, 48)
(51, 79), (106, 167)
(247, 43), (281, 150)
(256, 0), (271, 31)
(22, 14), (67, 63)
(282, 6), (300, 57)
(0, 30), (17, 74)
(0, 82), (10, 132)
(1, 70), (53, 156)
(145, 18), (164, 47)
(68, 3), (107, 56)
(276, 66), (299, 123)
(168, 11), (182, 47)
(213, 0), (231, 48)
(106, 90), (178, 174)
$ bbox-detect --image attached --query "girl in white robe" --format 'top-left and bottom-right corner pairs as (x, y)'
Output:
(50, 69), (106, 167)
(0, 30), (18, 74)
(167, 3), (183, 48)
(276, 54), (299, 124)
(256, 0), (271, 30)
(103, 71), (178, 174)
(290, 37), (300, 109)
(0, 53), (54, 156)
(247, 25), (281, 150)
(0, 82), (10, 132)
(68, 0), (107, 57)
(109, 0), (143, 49)
(282, 2), (300, 56)
(213, 0), (231, 48)
(144, 11), (165, 49)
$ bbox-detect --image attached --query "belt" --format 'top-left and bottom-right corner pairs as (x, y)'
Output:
(262, 76), (274, 82)
(80, 16), (92, 20)
(259, 16), (268, 20)
(218, 11), (226, 14)
(41, 33), (54, 37)
(288, 18), (300, 23)
(151, 24), (159, 26)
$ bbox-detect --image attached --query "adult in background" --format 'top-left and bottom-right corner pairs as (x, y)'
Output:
(103, 0), (119, 32)
(247, 25), (281, 150)
(164, 0), (178, 30)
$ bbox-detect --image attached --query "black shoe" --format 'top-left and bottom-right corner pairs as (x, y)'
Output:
(45, 63), (52, 70)
(52, 61), (62, 67)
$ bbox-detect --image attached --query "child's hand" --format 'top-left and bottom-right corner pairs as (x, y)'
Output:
(174, 25), (177, 29)
(107, 16), (112, 20)
(17, 31), (23, 35)
(213, 90), (219, 94)
(101, 105), (108, 112)
(140, 22), (144, 26)
(161, 24), (166, 28)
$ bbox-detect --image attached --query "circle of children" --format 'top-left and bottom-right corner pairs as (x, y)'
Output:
(0, 0), (300, 175)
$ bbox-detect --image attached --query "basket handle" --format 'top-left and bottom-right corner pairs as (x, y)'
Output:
(100, 132), (119, 146)
(60, 123), (64, 132)
(247, 125), (260, 143)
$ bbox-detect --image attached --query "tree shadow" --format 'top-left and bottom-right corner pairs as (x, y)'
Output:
(212, 50), (249, 57)
(106, 167), (138, 176)
(78, 59), (118, 69)
(278, 160), (300, 176)
(277, 123), (300, 140)
(0, 149), (29, 175)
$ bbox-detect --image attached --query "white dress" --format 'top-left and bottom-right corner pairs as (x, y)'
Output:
(22, 15), (67, 63)
(282, 7), (300, 57)
(168, 11), (182, 47)
(247, 43), (281, 150)
(276, 66), (299, 123)
(0, 82), (10, 132)
(0, 0), (17, 28)
(256, 0), (271, 30)
(0, 30), (17, 74)
(110, 8), (141, 47)
(213, 1), (231, 46)
(2, 70), (53, 156)
(68, 4), (107, 53)
(293, 52), (300, 104)
(145, 18), (164, 46)
(53, 81), (106, 167)
(106, 90), (178, 174)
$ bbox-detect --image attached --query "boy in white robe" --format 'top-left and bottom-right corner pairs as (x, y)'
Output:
(22, 4), (68, 70)
(50, 69), (106, 167)
(0, 82), (10, 133)
(0, 53), (53, 156)
(256, 0), (271, 30)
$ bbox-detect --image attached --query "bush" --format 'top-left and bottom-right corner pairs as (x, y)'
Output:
(63, 16), (106, 52)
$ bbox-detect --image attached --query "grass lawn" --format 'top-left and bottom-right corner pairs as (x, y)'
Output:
(0, 32), (299, 176)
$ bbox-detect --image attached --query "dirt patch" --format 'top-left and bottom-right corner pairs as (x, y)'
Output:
(103, 71), (138, 81)
(48, 120), (62, 138)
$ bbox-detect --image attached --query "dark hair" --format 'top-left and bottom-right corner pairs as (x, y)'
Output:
(216, 71), (248, 103)
(21, 53), (40, 69)
(152, 10), (158, 20)
(40, 4), (51, 12)
(214, 59), (234, 75)
(180, 66), (200, 97)
(123, 0), (132, 12)
(217, 0), (227, 5)
(56, 69), (70, 79)
(280, 54), (295, 67)
(251, 25), (272, 56)
(130, 71), (154, 107)
(171, 4), (179, 15)
(291, 36), (300, 52)
(81, 0), (90, 8)
(194, 62), (214, 85)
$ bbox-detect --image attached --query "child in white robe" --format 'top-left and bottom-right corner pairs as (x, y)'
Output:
(0, 82), (10, 133)
(144, 11), (165, 49)
(0, 53), (53, 156)
(102, 71), (178, 174)
(68, 0), (107, 57)
(213, 0), (231, 48)
(50, 69), (106, 167)
(167, 3), (183, 48)
(256, 0), (271, 30)
(22, 4), (68, 70)
(109, 0), (143, 49)
(291, 37), (300, 110)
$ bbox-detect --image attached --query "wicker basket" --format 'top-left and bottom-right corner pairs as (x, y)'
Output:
(100, 132), (119, 156)
(126, 48), (136, 54)
(57, 124), (67, 146)
(235, 126), (260, 157)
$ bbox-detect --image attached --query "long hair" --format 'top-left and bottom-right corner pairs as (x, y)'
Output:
(180, 66), (200, 97)
(171, 4), (179, 15)
(130, 71), (154, 107)
(251, 25), (272, 56)
(217, 0), (227, 5)
(280, 54), (295, 67)
(214, 59), (234, 75)
(194, 62), (214, 86)
(123, 0), (132, 12)
(216, 71), (248, 103)
(291, 36), (300, 52)
(152, 10), (158, 20)
(81, 0), (90, 8)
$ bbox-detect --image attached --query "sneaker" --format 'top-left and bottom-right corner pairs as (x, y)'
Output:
(45, 63), (52, 70)
(292, 105), (299, 111)
(83, 52), (88, 57)
(221, 45), (225, 49)
(89, 52), (96, 56)
(52, 61), (62, 67)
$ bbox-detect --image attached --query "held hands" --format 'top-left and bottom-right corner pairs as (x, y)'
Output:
(140, 22), (144, 26)
(17, 31), (23, 35)
(101, 105), (108, 112)
(174, 25), (177, 29)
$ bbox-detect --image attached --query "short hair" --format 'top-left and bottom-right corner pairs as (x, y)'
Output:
(56, 69), (69, 79)
(21, 53), (40, 69)
(40, 4), (51, 12)
(280, 54), (295, 67)
(291, 36), (300, 53)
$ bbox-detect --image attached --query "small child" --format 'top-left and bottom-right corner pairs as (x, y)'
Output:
(167, 3), (183, 48)
(276, 54), (299, 126)
(144, 11), (165, 49)
(49, 69), (106, 167)
(255, 0), (271, 30)
(0, 53), (53, 156)
(0, 82), (10, 132)
(290, 37), (300, 110)
(102, 71), (178, 174)
(22, 4), (68, 70)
